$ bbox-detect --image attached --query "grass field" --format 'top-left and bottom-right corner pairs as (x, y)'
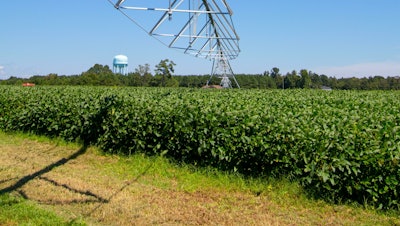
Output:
(1, 131), (399, 225)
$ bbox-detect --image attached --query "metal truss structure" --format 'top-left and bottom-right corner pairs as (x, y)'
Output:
(109, 0), (240, 88)
(208, 56), (239, 88)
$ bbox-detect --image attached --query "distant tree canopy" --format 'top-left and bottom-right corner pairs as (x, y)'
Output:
(1, 62), (399, 90)
(153, 59), (178, 87)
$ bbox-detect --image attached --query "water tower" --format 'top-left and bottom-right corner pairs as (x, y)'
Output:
(113, 55), (128, 75)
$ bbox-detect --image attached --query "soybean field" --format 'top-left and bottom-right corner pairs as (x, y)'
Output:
(0, 86), (399, 210)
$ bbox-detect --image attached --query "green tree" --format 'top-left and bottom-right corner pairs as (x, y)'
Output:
(270, 67), (280, 79)
(310, 72), (322, 88)
(135, 64), (152, 86)
(269, 67), (284, 89)
(124, 72), (141, 86)
(155, 59), (176, 87)
(320, 74), (330, 87)
(284, 70), (300, 89)
(0, 76), (23, 85)
(86, 64), (113, 75)
(135, 64), (151, 76)
(299, 69), (311, 88)
(387, 76), (400, 90)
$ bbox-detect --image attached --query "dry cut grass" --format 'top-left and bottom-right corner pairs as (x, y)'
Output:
(1, 132), (399, 225)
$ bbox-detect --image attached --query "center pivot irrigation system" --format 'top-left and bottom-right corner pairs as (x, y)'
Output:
(108, 0), (240, 88)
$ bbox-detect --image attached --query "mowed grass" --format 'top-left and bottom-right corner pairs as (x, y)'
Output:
(0, 131), (399, 225)
(0, 193), (85, 226)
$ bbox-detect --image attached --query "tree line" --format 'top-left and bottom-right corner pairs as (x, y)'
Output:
(1, 62), (399, 90)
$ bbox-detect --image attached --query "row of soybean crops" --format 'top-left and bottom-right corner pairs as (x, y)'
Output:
(0, 86), (399, 209)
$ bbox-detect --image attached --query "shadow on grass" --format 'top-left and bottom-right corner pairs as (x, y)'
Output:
(0, 177), (20, 185)
(0, 142), (155, 218)
(1, 144), (109, 205)
(0, 144), (89, 195)
(84, 160), (154, 217)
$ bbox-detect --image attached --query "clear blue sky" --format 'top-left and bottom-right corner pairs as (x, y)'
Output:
(1, 0), (400, 79)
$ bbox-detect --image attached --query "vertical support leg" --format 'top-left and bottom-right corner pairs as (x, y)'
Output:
(206, 57), (239, 88)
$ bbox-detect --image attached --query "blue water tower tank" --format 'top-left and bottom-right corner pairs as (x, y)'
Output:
(113, 55), (128, 75)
